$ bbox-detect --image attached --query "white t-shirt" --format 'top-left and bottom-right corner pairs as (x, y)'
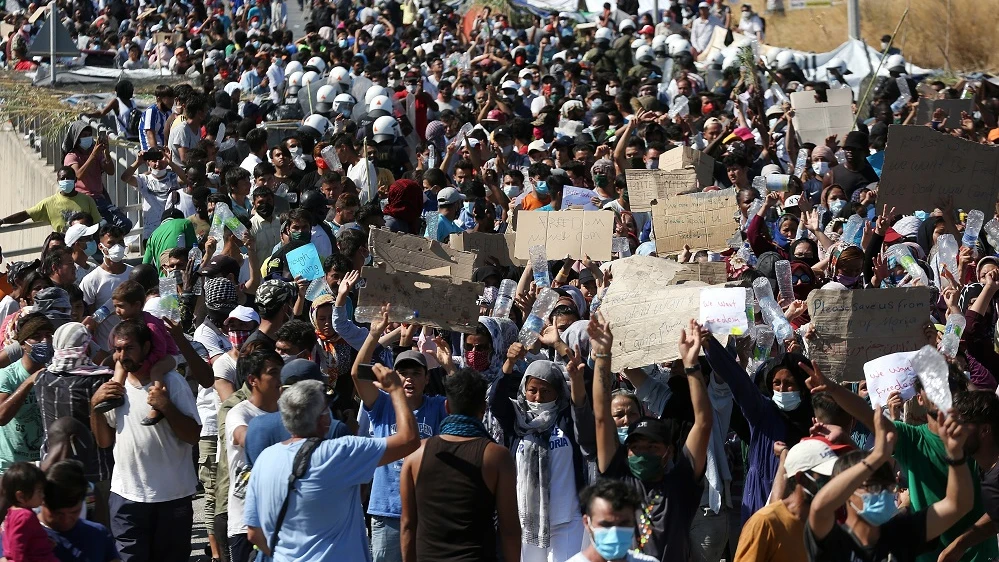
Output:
(240, 153), (263, 175)
(136, 172), (180, 238)
(104, 370), (201, 502)
(226, 399), (267, 537)
(194, 319), (231, 360)
(517, 426), (579, 526)
(168, 121), (201, 166)
(0, 297), (19, 324)
(166, 189), (198, 219)
(74, 261), (97, 285)
(348, 159), (377, 204)
(80, 265), (133, 352)
(212, 352), (238, 387)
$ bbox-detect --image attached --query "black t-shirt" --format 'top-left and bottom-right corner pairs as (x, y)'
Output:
(980, 463), (999, 523)
(830, 161), (880, 199)
(241, 329), (276, 356)
(601, 447), (703, 561)
(804, 510), (929, 562)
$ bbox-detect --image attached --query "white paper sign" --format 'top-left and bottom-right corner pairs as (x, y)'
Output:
(699, 287), (748, 335)
(562, 186), (600, 210)
(862, 351), (918, 408)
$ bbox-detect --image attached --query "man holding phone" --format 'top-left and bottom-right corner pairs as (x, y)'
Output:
(121, 147), (189, 242)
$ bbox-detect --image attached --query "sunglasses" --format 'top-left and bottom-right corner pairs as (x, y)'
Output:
(793, 272), (813, 284)
(466, 343), (491, 352)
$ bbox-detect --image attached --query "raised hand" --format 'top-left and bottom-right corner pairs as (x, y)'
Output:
(370, 303), (391, 337)
(800, 359), (831, 394)
(587, 312), (613, 356)
(678, 319), (703, 367)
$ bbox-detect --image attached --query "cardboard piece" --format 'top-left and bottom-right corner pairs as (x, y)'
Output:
(806, 287), (933, 382)
(449, 232), (526, 268)
(670, 262), (729, 285)
(419, 267), (452, 277)
(28, 5), (49, 24)
(286, 243), (324, 281)
(659, 146), (715, 191)
(790, 88), (855, 146)
(512, 211), (614, 261)
(699, 287), (749, 335)
(153, 31), (184, 47)
(863, 351), (919, 408)
(878, 125), (999, 215)
(652, 189), (738, 254)
(600, 256), (702, 371)
(915, 98), (974, 129)
(562, 186), (600, 210)
(369, 228), (476, 281)
(625, 168), (699, 212)
(356, 267), (484, 333)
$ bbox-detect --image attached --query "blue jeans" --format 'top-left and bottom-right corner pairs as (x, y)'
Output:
(370, 515), (402, 562)
(93, 192), (134, 233)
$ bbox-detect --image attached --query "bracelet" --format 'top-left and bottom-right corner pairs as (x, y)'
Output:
(860, 460), (875, 472)
(684, 364), (702, 374)
(942, 455), (967, 466)
(592, 353), (611, 359)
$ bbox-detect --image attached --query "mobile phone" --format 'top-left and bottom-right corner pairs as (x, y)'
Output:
(356, 363), (377, 381)
(144, 149), (163, 161)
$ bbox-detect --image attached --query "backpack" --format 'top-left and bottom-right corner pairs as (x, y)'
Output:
(125, 102), (142, 141)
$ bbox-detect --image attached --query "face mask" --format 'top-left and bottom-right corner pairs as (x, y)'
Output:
(228, 330), (251, 349)
(772, 390), (801, 411)
(406, 84), (418, 94)
(503, 184), (521, 199)
(881, 42), (890, 50)
(627, 452), (665, 481)
(590, 526), (634, 561)
(829, 199), (847, 215)
(251, 20), (261, 28)
(58, 179), (76, 194)
(606, 86), (618, 96)
(150, 168), (168, 179)
(256, 203), (274, 218)
(521, 78), (532, 90)
(854, 490), (899, 526)
(590, 98), (604, 111)
(812, 161), (829, 175)
(84, 240), (98, 256)
(288, 146), (303, 157)
(339, 39), (349, 48)
(617, 426), (629, 443)
(464, 349), (490, 371)
(534, 181), (549, 197)
(78, 137), (94, 150)
(646, 159), (658, 170)
(835, 273), (862, 287)
(290, 230), (311, 242)
(104, 244), (126, 263)
(28, 341), (54, 365)
(525, 400), (559, 415)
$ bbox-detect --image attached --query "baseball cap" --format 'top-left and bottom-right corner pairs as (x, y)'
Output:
(784, 438), (840, 477)
(280, 358), (326, 385)
(394, 350), (428, 371)
(225, 305), (260, 324)
(625, 417), (672, 445)
(65, 223), (99, 246)
(732, 126), (754, 141)
(697, 1), (710, 8)
(437, 187), (465, 206)
(783, 195), (801, 209)
(501, 80), (519, 91)
(200, 254), (241, 279)
(528, 139), (550, 153)
(7, 260), (40, 285)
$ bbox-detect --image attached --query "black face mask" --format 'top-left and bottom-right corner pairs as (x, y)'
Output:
(256, 203), (274, 218)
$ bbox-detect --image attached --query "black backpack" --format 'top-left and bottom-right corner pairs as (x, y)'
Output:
(125, 102), (142, 141)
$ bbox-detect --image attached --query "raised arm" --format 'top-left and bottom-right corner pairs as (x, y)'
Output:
(588, 312), (620, 474)
(703, 334), (770, 426)
(371, 363), (420, 466)
(799, 359), (876, 431)
(350, 302), (391, 409)
(682, 321), (712, 479)
(925, 411), (973, 541)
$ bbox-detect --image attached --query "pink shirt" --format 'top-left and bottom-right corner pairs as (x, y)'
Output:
(2, 507), (58, 562)
(63, 149), (106, 198)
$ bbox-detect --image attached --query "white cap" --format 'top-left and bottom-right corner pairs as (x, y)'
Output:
(437, 187), (465, 205)
(225, 305), (260, 324)
(223, 81), (240, 96)
(561, 99), (584, 117)
(783, 195), (801, 209)
(65, 223), (99, 246)
(501, 80), (519, 91)
(784, 439), (839, 477)
(697, 1), (710, 8)
(527, 139), (550, 153)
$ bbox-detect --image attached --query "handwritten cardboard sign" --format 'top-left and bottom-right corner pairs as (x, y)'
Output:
(448, 231), (525, 268)
(625, 168), (699, 212)
(863, 351), (918, 408)
(369, 228), (476, 281)
(562, 186), (600, 210)
(513, 211), (614, 261)
(652, 189), (738, 254)
(670, 262), (728, 285)
(659, 146), (715, 191)
(790, 88), (855, 146)
(915, 98), (974, 129)
(286, 243), (324, 281)
(356, 267), (484, 333)
(699, 287), (748, 335)
(806, 287), (932, 381)
(878, 125), (999, 214)
(600, 256), (702, 371)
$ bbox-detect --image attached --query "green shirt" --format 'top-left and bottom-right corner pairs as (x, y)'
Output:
(215, 384), (251, 515)
(26, 193), (103, 232)
(0, 361), (42, 472)
(893, 421), (998, 562)
(142, 218), (197, 269)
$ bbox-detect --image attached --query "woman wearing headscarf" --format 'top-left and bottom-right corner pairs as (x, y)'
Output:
(382, 179), (424, 234)
(62, 121), (131, 231)
(957, 275), (999, 392)
(828, 245), (867, 289)
(309, 294), (359, 427)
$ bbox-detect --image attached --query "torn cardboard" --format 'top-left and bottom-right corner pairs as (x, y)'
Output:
(625, 168), (699, 212)
(369, 228), (476, 281)
(659, 146), (715, 190)
(449, 232), (526, 268)
(356, 267), (484, 333)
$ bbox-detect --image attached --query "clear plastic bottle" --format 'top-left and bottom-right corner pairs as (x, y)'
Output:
(751, 176), (766, 194)
(590, 286), (609, 315)
(355, 305), (419, 324)
(747, 325), (775, 374)
(427, 144), (437, 170)
(939, 313), (966, 358)
(775, 260), (794, 303)
(752, 276), (775, 304)
(188, 247), (202, 271)
(91, 298), (115, 324)
(911, 345), (954, 412)
(963, 209), (985, 249)
(770, 84), (789, 105)
(886, 244), (929, 286)
(759, 296), (794, 342)
(896, 77), (912, 99)
(794, 149), (808, 175)
(834, 149), (847, 165)
(984, 218), (999, 248)
(320, 145), (342, 172)
(667, 96), (689, 119)
(157, 278), (181, 322)
(743, 199), (763, 232)
(423, 211), (439, 240)
(890, 95), (910, 114)
(492, 279), (517, 318)
(305, 278), (330, 301)
(737, 242), (758, 267)
(936, 234), (959, 286)
(765, 174), (791, 192)
(529, 245), (551, 288)
(841, 215), (865, 247)
(293, 154), (307, 170)
(518, 288), (559, 347)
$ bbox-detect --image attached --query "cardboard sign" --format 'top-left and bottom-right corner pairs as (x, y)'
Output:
(600, 256), (703, 371)
(915, 98), (974, 129)
(699, 287), (748, 335)
(153, 31), (184, 47)
(863, 351), (919, 408)
(625, 168), (699, 212)
(449, 232), (526, 268)
(513, 211), (614, 261)
(369, 228), (476, 281)
(878, 125), (999, 214)
(670, 262), (728, 285)
(659, 146), (715, 191)
(652, 189), (738, 254)
(806, 287), (932, 382)
(286, 243), (324, 281)
(356, 267), (484, 333)
(562, 186), (600, 210)
(790, 88), (855, 146)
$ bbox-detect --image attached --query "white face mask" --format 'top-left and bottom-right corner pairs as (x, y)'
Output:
(812, 161), (830, 175)
(503, 184), (521, 199)
(606, 86), (618, 96)
(406, 84), (418, 94)
(288, 146), (303, 157)
(150, 167), (168, 179)
(772, 391), (801, 411)
(526, 400), (559, 414)
(104, 244), (126, 263)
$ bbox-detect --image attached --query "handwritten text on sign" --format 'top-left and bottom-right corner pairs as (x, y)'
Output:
(652, 188), (738, 254)
(863, 352), (918, 408)
(513, 210), (614, 261)
(286, 243), (324, 281)
(806, 287), (932, 382)
(699, 287), (748, 335)
(625, 168), (698, 212)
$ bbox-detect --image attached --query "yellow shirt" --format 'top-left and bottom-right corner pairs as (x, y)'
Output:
(26, 193), (103, 232)
(734, 500), (807, 562)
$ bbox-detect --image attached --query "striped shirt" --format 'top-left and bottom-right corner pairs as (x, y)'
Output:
(138, 104), (169, 151)
(35, 369), (114, 482)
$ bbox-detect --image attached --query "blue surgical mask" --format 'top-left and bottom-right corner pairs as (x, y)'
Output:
(772, 390), (801, 411)
(521, 78), (532, 90)
(28, 341), (53, 365)
(829, 199), (847, 215)
(58, 179), (76, 194)
(616, 426), (629, 443)
(85, 240), (98, 256)
(534, 181), (549, 197)
(78, 136), (94, 150)
(590, 526), (634, 560)
(854, 490), (899, 526)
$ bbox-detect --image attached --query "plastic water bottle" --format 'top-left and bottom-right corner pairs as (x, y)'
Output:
(355, 306), (419, 324)
(939, 313), (966, 358)
(188, 246), (202, 270)
(896, 76), (912, 99)
(794, 149), (808, 175)
(518, 288), (559, 347)
(765, 174), (791, 192)
(157, 278), (181, 322)
(984, 218), (999, 248)
(758, 296), (794, 343)
(745, 287), (757, 324)
(911, 345), (954, 412)
(890, 95), (910, 114)
(886, 244), (929, 286)
(529, 245), (551, 288)
(751, 176), (766, 194)
(305, 278), (330, 301)
(737, 242), (758, 267)
(769, 84), (789, 105)
(936, 234), (959, 286)
(590, 286), (609, 315)
(748, 325), (774, 374)
(775, 260), (794, 304)
(667, 95), (689, 119)
(491, 279), (517, 318)
(427, 144), (438, 170)
(743, 199), (763, 231)
(841, 215), (865, 247)
(963, 209), (985, 249)
(834, 149), (847, 165)
(423, 211), (439, 240)
(320, 145), (342, 171)
(91, 298), (115, 324)
(292, 153), (307, 170)
(752, 276), (775, 304)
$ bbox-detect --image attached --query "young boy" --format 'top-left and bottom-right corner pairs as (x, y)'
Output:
(121, 147), (190, 243)
(424, 187), (465, 242)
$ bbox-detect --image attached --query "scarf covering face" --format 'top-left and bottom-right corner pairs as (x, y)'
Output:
(383, 179), (424, 234)
(510, 359), (571, 550)
(50, 322), (112, 376)
(462, 317), (518, 383)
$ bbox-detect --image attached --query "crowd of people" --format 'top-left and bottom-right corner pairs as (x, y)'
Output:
(1, 0), (999, 561)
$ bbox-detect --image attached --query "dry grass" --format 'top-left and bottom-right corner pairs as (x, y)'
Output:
(744, 0), (999, 72)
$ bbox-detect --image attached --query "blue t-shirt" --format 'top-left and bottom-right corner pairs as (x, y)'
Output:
(244, 410), (350, 465)
(424, 215), (464, 243)
(244, 437), (386, 562)
(0, 517), (119, 562)
(364, 391), (447, 518)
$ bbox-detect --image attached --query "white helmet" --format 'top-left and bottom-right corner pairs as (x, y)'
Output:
(618, 19), (635, 33)
(307, 56), (326, 74)
(303, 114), (332, 138)
(302, 70), (321, 85)
(328, 66), (352, 89)
(707, 49), (725, 67)
(285, 61), (304, 76)
(651, 34), (668, 54)
(332, 93), (356, 115)
(364, 85), (391, 106)
(287, 71), (305, 90)
(636, 45), (654, 63)
(631, 38), (646, 50)
(368, 94), (392, 113)
(886, 54), (905, 71)
(595, 27), (613, 44)
(765, 48), (784, 67)
(315, 84), (338, 113)
(372, 115), (402, 143)
(775, 50), (795, 70)
(665, 33), (684, 47)
(722, 54), (739, 70)
(668, 39), (691, 56)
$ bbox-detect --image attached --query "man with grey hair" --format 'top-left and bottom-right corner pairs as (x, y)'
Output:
(243, 364), (420, 561)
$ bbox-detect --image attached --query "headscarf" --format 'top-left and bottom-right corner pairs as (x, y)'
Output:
(462, 317), (518, 383)
(50, 322), (112, 376)
(757, 353), (815, 446)
(382, 179), (424, 234)
(33, 287), (72, 330)
(917, 216), (944, 257)
(309, 294), (353, 385)
(558, 320), (591, 369)
(559, 286), (585, 318)
(61, 120), (90, 155)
